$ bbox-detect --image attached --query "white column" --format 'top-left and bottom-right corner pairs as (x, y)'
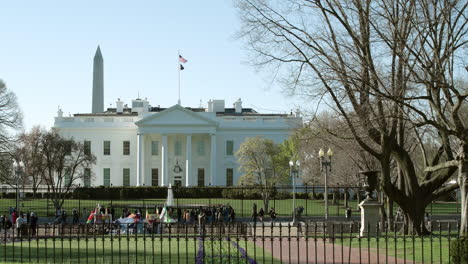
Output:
(210, 134), (216, 186)
(136, 133), (143, 186)
(161, 134), (168, 186)
(185, 134), (192, 186)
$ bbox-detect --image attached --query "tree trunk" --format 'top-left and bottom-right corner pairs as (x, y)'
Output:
(398, 199), (430, 235)
(386, 197), (394, 231)
(459, 143), (468, 236)
(344, 187), (349, 208)
(356, 188), (361, 209)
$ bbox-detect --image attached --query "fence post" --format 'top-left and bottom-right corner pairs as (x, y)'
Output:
(305, 185), (308, 217)
(78, 197), (81, 217)
(241, 185), (244, 218)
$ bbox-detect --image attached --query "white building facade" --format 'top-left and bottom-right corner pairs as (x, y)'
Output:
(53, 47), (301, 187)
(54, 99), (301, 187)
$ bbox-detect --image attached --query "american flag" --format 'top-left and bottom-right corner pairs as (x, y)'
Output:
(179, 55), (188, 63)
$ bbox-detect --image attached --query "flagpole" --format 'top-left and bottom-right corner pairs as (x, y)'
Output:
(178, 51), (181, 105)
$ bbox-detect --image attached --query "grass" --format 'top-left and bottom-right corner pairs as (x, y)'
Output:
(0, 237), (279, 264)
(334, 232), (457, 264)
(0, 197), (460, 220)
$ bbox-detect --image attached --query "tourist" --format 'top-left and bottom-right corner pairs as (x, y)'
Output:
(251, 204), (258, 222)
(54, 208), (62, 224)
(16, 212), (27, 237)
(198, 209), (207, 235)
(82, 208), (87, 222)
(30, 212), (38, 236)
(192, 209), (198, 223)
(210, 207), (216, 223)
(11, 209), (18, 225)
(72, 208), (79, 224)
(258, 208), (264, 222)
(229, 206), (235, 222)
(62, 209), (67, 224)
(0, 215), (5, 230)
(177, 208), (182, 223)
(224, 206), (231, 222)
(395, 208), (403, 222)
(183, 210), (190, 223)
(345, 207), (352, 221)
(218, 207), (224, 223)
(268, 208), (277, 222)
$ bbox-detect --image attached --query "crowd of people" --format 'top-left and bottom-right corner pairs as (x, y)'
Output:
(0, 207), (39, 239)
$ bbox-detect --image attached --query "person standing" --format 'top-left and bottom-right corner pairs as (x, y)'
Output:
(268, 208), (277, 223)
(11, 210), (18, 226)
(72, 208), (79, 224)
(30, 212), (38, 237)
(258, 208), (265, 222)
(16, 213), (26, 237)
(251, 204), (258, 222)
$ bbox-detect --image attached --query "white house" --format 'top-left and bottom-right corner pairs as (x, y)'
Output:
(53, 47), (302, 187)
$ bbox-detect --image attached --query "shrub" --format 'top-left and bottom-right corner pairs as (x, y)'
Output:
(451, 237), (468, 264)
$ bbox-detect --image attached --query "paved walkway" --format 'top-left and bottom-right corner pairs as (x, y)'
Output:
(254, 238), (406, 264)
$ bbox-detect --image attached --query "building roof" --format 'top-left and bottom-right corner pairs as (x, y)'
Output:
(73, 106), (289, 117)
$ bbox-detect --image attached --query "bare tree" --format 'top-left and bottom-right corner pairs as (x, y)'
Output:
(235, 0), (467, 234)
(15, 126), (47, 197)
(0, 80), (22, 152)
(40, 130), (96, 210)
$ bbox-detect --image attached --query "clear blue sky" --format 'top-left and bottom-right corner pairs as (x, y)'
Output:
(0, 1), (299, 130)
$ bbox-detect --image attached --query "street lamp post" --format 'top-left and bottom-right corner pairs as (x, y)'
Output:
(319, 148), (333, 220)
(13, 161), (24, 211)
(289, 159), (300, 224)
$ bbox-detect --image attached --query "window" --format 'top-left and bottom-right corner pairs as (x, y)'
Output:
(175, 140), (182, 156)
(197, 168), (205, 187)
(103, 141), (111, 155)
(64, 168), (71, 186)
(152, 168), (159, 186)
(123, 168), (130, 186)
(84, 141), (91, 156)
(226, 140), (234, 156)
(151, 141), (159, 156)
(84, 168), (91, 187)
(226, 168), (234, 187)
(197, 140), (205, 156)
(103, 168), (110, 187)
(123, 141), (130, 155)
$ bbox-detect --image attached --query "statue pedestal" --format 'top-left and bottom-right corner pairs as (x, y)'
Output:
(358, 199), (381, 237)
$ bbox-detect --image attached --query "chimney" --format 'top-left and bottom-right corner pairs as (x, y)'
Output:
(295, 108), (301, 118)
(92, 46), (104, 113)
(57, 108), (63, 118)
(116, 98), (124, 114)
(234, 98), (242, 113)
(207, 100), (213, 112)
(212, 100), (225, 113)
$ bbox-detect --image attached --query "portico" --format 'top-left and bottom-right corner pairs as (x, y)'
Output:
(135, 105), (218, 187)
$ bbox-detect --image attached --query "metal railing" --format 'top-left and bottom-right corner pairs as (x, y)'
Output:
(0, 186), (460, 221)
(0, 221), (463, 263)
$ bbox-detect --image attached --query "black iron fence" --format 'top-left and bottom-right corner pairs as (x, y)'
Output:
(0, 186), (460, 222)
(0, 221), (465, 263)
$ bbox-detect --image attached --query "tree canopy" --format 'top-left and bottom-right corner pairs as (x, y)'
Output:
(236, 0), (467, 234)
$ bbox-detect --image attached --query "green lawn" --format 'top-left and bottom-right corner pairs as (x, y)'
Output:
(335, 232), (457, 264)
(0, 197), (460, 219)
(0, 237), (279, 264)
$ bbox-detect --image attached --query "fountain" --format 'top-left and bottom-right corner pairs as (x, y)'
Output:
(166, 184), (174, 207)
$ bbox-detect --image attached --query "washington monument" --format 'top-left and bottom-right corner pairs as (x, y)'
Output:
(92, 46), (104, 113)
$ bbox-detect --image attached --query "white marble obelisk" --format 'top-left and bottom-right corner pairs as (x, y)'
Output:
(92, 46), (104, 113)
